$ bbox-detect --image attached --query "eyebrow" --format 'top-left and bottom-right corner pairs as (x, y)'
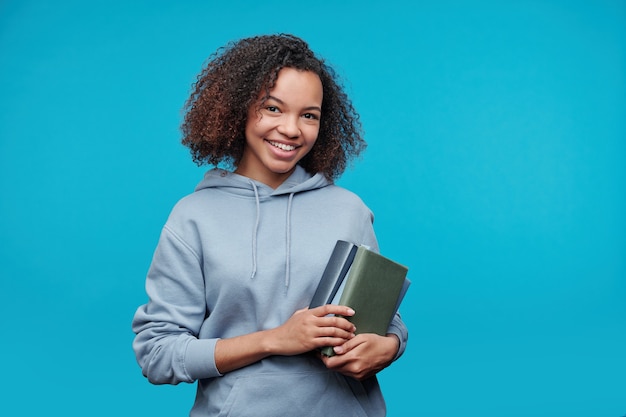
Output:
(267, 95), (322, 112)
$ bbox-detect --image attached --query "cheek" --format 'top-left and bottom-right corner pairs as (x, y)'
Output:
(245, 109), (267, 134)
(304, 125), (321, 143)
(245, 118), (265, 140)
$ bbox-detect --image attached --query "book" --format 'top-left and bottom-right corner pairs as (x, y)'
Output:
(309, 240), (410, 357)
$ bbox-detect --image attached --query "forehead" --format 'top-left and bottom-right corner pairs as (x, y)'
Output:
(267, 68), (323, 104)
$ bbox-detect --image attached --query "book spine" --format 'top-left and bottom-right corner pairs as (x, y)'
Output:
(309, 241), (357, 308)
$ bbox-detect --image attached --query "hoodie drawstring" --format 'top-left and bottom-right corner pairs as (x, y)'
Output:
(250, 181), (260, 279)
(284, 193), (294, 290)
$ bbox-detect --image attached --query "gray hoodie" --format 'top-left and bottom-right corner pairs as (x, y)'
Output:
(132, 166), (408, 416)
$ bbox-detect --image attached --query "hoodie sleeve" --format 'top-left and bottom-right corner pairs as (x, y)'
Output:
(131, 224), (222, 385)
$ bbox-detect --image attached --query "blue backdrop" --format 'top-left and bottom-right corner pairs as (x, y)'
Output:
(1, 1), (624, 416)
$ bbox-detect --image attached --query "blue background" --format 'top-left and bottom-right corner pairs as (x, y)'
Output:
(1, 0), (624, 415)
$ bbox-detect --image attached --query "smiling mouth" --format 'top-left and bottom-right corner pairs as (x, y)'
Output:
(267, 140), (297, 151)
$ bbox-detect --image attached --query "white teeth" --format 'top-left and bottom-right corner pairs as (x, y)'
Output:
(268, 140), (296, 151)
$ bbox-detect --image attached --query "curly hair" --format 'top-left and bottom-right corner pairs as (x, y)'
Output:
(181, 33), (366, 181)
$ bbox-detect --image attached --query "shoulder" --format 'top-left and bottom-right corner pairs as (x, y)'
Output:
(311, 184), (373, 217)
(324, 184), (368, 204)
(160, 188), (217, 235)
(169, 189), (207, 216)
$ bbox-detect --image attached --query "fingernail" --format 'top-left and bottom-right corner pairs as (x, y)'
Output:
(347, 308), (355, 315)
(334, 346), (343, 354)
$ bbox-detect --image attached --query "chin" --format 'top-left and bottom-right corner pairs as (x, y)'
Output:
(268, 163), (297, 174)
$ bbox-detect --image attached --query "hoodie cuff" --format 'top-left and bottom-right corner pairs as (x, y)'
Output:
(184, 338), (223, 380)
(386, 316), (408, 361)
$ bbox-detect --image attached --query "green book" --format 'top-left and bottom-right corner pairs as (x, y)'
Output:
(311, 241), (410, 357)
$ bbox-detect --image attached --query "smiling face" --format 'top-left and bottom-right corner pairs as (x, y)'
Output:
(236, 68), (323, 188)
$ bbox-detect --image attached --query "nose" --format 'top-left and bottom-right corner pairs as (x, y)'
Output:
(276, 115), (301, 139)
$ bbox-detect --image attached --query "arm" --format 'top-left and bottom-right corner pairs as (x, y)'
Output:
(214, 305), (357, 373)
(132, 225), (212, 384)
(133, 226), (360, 382)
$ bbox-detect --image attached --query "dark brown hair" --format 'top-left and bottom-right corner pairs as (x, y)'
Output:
(181, 33), (366, 180)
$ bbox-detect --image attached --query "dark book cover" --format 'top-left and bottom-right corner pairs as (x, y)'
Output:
(309, 240), (359, 309)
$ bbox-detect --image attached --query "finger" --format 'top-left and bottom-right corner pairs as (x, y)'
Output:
(332, 342), (349, 355)
(332, 333), (367, 355)
(316, 324), (355, 340)
(318, 315), (356, 333)
(312, 304), (355, 317)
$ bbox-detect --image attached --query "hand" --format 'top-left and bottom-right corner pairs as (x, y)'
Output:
(267, 305), (357, 356)
(321, 333), (399, 380)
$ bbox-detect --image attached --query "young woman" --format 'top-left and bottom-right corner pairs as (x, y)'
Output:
(132, 33), (408, 416)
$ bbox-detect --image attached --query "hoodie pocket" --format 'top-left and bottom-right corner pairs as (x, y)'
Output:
(217, 370), (369, 417)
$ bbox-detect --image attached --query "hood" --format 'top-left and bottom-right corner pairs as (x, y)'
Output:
(194, 165), (331, 196)
(194, 165), (332, 290)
